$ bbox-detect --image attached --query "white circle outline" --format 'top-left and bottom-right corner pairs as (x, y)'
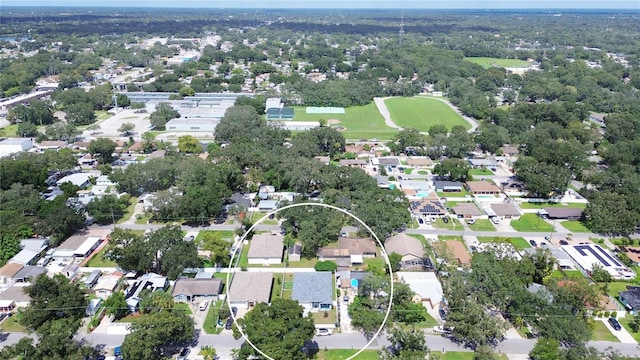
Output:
(226, 202), (394, 360)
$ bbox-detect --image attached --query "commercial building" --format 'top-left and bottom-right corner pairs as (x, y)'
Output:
(562, 244), (635, 280)
(0, 138), (33, 158)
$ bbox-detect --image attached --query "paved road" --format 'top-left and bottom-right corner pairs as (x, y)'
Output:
(2, 332), (637, 357)
(373, 97), (402, 130)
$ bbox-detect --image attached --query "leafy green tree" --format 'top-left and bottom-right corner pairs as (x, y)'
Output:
(529, 338), (561, 360)
(474, 345), (498, 360)
(290, 126), (345, 158)
(86, 194), (130, 225)
(583, 190), (640, 235)
(161, 240), (201, 280)
(178, 135), (203, 154)
(314, 260), (338, 272)
(513, 156), (571, 198)
(380, 326), (430, 359)
(103, 292), (129, 320)
(44, 121), (79, 141)
(234, 298), (315, 360)
(66, 102), (97, 125)
(139, 290), (175, 314)
(116, 93), (131, 108)
(118, 122), (135, 135)
(388, 252), (402, 273)
(122, 310), (194, 360)
(88, 137), (117, 164)
(433, 158), (470, 182)
(17, 121), (38, 137)
(590, 263), (612, 283)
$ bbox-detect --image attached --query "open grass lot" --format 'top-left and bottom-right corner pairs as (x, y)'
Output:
(437, 189), (469, 198)
(510, 213), (554, 232)
(518, 202), (587, 209)
(591, 320), (620, 342)
(429, 351), (507, 360)
(469, 169), (494, 176)
(560, 220), (590, 232)
(292, 104), (396, 140)
(0, 314), (26, 332)
(476, 236), (530, 250)
(312, 349), (380, 360)
(550, 269), (584, 279)
(467, 219), (496, 232)
(195, 230), (235, 245)
(397, 313), (439, 329)
(464, 57), (530, 69)
(384, 97), (470, 132)
(85, 245), (117, 267)
(619, 315), (640, 342)
(432, 217), (461, 230)
(116, 196), (138, 224)
(0, 123), (19, 136)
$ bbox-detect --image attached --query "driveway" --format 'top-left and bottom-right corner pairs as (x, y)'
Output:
(601, 318), (637, 344)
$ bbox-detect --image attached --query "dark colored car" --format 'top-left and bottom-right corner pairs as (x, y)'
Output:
(559, 240), (569, 245)
(439, 308), (447, 320)
(418, 218), (424, 224)
(177, 347), (190, 360)
(443, 217), (449, 223)
(225, 307), (238, 330)
(609, 317), (622, 331)
(529, 239), (537, 247)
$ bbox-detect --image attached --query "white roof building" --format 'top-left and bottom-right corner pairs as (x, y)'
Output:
(0, 138), (33, 158)
(56, 173), (92, 188)
(396, 272), (443, 309)
(562, 244), (635, 280)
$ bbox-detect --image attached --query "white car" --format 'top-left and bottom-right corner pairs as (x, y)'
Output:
(316, 328), (332, 336)
(433, 325), (452, 334)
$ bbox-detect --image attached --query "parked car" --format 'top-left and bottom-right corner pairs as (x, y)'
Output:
(466, 219), (476, 225)
(316, 328), (332, 336)
(609, 317), (622, 331)
(438, 308), (447, 320)
(559, 240), (569, 245)
(177, 347), (190, 360)
(418, 218), (424, 224)
(433, 325), (452, 334)
(529, 239), (537, 247)
(225, 316), (234, 330)
(443, 217), (449, 223)
(490, 217), (500, 225)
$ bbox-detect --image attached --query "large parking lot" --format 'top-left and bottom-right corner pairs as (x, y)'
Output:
(83, 109), (151, 140)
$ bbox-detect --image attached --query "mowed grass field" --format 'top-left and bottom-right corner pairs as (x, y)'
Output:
(464, 57), (531, 69)
(384, 97), (470, 132)
(292, 103), (396, 140)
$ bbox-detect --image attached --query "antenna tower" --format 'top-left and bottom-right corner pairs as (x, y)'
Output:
(399, 10), (405, 45)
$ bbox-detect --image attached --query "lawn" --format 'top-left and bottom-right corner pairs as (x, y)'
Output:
(384, 97), (470, 132)
(477, 236), (530, 250)
(312, 309), (337, 325)
(398, 313), (439, 328)
(237, 245), (250, 268)
(560, 221), (591, 232)
(591, 320), (619, 342)
(313, 349), (380, 360)
(430, 351), (506, 360)
(85, 245), (117, 267)
(116, 196), (138, 224)
(196, 230), (235, 246)
(135, 212), (153, 224)
(438, 235), (463, 241)
(0, 314), (26, 332)
(619, 315), (640, 342)
(467, 219), (496, 232)
(432, 217), (461, 230)
(469, 169), (494, 176)
(249, 211), (279, 225)
(291, 103), (396, 141)
(437, 189), (469, 198)
(550, 269), (584, 279)
(606, 282), (633, 298)
(174, 302), (193, 315)
(518, 202), (587, 209)
(95, 110), (113, 121)
(0, 124), (19, 137)
(203, 300), (224, 334)
(510, 213), (554, 232)
(464, 57), (530, 69)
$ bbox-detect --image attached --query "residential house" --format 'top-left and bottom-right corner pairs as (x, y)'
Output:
(339, 237), (377, 258)
(0, 284), (31, 308)
(384, 233), (428, 270)
(247, 233), (284, 265)
(406, 157), (433, 168)
(619, 286), (640, 315)
(94, 272), (123, 300)
(314, 156), (330, 165)
(0, 262), (24, 285)
(56, 173), (92, 188)
(433, 181), (464, 193)
(146, 149), (166, 160)
(500, 146), (520, 157)
(78, 154), (97, 168)
(228, 272), (273, 309)
(257, 200), (279, 212)
(9, 249), (39, 266)
(36, 140), (68, 151)
(409, 198), (447, 218)
(13, 266), (46, 283)
(399, 180), (430, 193)
(291, 272), (334, 312)
(0, 300), (16, 313)
(339, 159), (367, 168)
(172, 278), (223, 302)
(396, 272), (443, 309)
(468, 158), (498, 170)
(86, 298), (103, 316)
(96, 175), (116, 187)
(466, 181), (501, 196)
(452, 203), (482, 219)
(83, 270), (102, 289)
(541, 208), (583, 221)
(53, 235), (102, 260)
(20, 238), (49, 252)
(62, 263), (80, 280)
(374, 157), (401, 170)
(125, 273), (169, 312)
(490, 203), (522, 220)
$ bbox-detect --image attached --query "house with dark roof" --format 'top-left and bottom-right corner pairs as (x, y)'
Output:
(288, 243), (302, 262)
(0, 284), (31, 308)
(541, 208), (583, 221)
(339, 159), (367, 168)
(409, 199), (447, 217)
(619, 286), (640, 315)
(291, 272), (334, 312)
(375, 157), (401, 168)
(452, 203), (482, 219)
(13, 266), (47, 283)
(434, 181), (464, 193)
(490, 203), (522, 220)
(172, 278), (224, 302)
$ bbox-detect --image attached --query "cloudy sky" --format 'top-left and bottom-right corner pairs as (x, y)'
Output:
(2, 0), (638, 8)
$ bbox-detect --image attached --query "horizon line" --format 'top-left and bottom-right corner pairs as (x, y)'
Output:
(1, 5), (639, 10)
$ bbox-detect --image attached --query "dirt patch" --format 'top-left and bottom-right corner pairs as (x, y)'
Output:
(326, 119), (341, 125)
(332, 126), (347, 132)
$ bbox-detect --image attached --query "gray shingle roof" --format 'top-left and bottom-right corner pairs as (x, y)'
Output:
(291, 272), (333, 304)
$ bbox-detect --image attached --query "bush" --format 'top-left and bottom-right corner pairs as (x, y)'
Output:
(218, 307), (230, 320)
(604, 311), (610, 318)
(611, 311), (617, 318)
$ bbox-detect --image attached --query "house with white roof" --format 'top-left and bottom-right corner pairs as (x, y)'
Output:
(397, 272), (444, 309)
(56, 173), (92, 188)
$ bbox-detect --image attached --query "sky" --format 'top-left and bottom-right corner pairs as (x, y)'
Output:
(2, 0), (639, 9)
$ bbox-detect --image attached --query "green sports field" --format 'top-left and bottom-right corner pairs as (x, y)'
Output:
(464, 57), (530, 69)
(384, 97), (471, 132)
(291, 103), (396, 140)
